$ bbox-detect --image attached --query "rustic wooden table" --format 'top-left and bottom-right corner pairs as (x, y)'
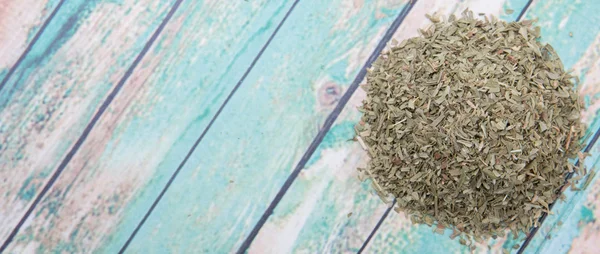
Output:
(0, 0), (598, 253)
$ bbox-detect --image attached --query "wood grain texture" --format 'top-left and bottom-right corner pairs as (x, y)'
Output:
(116, 0), (410, 253)
(2, 1), (297, 253)
(365, 0), (600, 253)
(0, 0), (173, 251)
(0, 0), (61, 81)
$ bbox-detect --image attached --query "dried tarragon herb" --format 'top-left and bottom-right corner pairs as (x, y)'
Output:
(356, 11), (586, 242)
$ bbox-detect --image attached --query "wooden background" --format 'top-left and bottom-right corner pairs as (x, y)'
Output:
(0, 0), (598, 253)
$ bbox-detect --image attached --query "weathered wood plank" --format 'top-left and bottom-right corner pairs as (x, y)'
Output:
(0, 0), (174, 250)
(107, 0), (411, 253)
(2, 1), (299, 253)
(0, 0), (61, 82)
(248, 1), (534, 253)
(365, 0), (600, 253)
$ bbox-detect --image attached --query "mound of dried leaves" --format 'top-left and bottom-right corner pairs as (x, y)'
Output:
(356, 12), (585, 244)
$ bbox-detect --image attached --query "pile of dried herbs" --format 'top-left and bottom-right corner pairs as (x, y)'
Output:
(356, 12), (586, 244)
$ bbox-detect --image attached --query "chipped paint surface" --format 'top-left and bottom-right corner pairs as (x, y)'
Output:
(0, 0), (60, 80)
(0, 0), (599, 253)
(2, 0), (297, 253)
(0, 0), (173, 251)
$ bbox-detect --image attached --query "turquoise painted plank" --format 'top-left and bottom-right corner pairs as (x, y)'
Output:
(118, 0), (410, 253)
(4, 1), (297, 253)
(0, 0), (174, 250)
(247, 1), (536, 253)
(365, 0), (600, 253)
(0, 0), (61, 82)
